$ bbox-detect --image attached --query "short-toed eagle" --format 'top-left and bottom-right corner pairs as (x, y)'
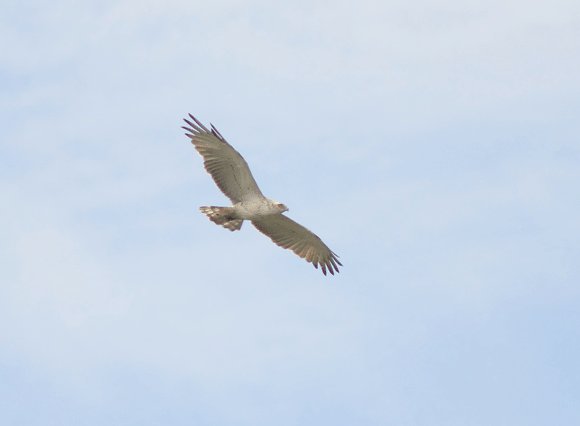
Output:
(183, 114), (342, 276)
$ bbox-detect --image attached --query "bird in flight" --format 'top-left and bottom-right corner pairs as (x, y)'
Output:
(183, 114), (342, 275)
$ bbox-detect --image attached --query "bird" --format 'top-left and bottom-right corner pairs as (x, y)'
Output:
(182, 114), (342, 276)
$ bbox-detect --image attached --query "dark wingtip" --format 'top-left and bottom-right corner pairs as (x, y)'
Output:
(183, 114), (210, 133)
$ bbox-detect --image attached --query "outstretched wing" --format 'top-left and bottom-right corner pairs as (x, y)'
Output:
(252, 214), (342, 276)
(183, 114), (264, 203)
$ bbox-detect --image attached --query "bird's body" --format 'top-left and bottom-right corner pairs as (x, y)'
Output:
(183, 114), (341, 275)
(234, 198), (288, 220)
(199, 198), (287, 231)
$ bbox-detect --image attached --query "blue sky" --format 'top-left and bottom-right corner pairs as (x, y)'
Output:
(1, 0), (579, 424)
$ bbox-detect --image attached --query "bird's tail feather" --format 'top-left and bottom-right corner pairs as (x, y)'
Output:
(200, 206), (243, 231)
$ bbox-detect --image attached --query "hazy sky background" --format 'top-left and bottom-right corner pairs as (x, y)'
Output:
(1, 0), (579, 425)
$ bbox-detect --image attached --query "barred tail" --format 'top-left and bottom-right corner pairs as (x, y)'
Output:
(200, 206), (243, 231)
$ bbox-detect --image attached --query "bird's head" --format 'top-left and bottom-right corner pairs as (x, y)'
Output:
(273, 201), (289, 213)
